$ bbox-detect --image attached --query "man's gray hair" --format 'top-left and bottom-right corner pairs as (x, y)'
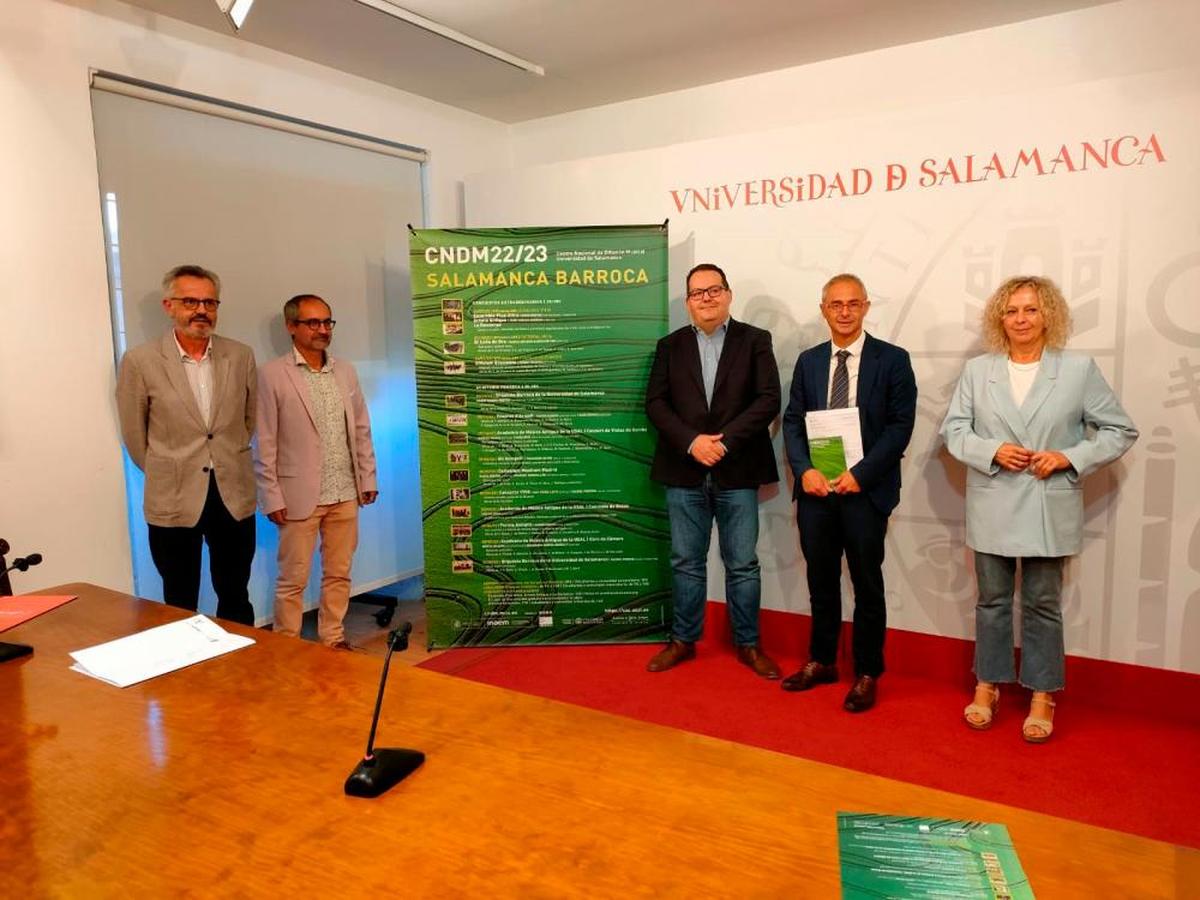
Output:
(820, 273), (867, 304)
(162, 264), (221, 300)
(283, 294), (330, 323)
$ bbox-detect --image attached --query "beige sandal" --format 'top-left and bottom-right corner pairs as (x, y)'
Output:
(964, 683), (1000, 730)
(1022, 694), (1056, 743)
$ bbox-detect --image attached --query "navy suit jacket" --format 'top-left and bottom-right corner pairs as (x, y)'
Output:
(646, 319), (780, 489)
(781, 333), (917, 516)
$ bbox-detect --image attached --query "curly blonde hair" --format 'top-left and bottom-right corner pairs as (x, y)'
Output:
(981, 275), (1072, 352)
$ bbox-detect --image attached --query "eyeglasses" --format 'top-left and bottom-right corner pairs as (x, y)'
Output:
(297, 318), (336, 330)
(825, 301), (865, 314)
(686, 285), (727, 301)
(172, 297), (221, 311)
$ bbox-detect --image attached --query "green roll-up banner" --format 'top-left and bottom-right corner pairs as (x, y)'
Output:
(410, 225), (671, 648)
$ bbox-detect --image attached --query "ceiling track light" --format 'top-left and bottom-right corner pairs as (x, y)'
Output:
(214, 0), (256, 32)
(350, 0), (545, 76)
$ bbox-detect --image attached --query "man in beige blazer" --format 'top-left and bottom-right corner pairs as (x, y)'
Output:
(116, 264), (258, 625)
(255, 294), (378, 649)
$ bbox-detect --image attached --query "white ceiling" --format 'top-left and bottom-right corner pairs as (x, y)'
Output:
(115, 0), (1114, 123)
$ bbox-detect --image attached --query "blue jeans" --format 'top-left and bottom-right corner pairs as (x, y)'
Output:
(973, 551), (1065, 692)
(665, 477), (762, 646)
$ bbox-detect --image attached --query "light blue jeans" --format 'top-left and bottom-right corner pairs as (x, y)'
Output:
(665, 477), (761, 646)
(973, 551), (1066, 692)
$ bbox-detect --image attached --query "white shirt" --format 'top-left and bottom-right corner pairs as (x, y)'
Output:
(826, 331), (867, 407)
(173, 333), (213, 426)
(174, 333), (214, 469)
(1008, 358), (1041, 408)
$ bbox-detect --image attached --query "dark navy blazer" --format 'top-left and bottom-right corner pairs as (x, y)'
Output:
(781, 333), (917, 516)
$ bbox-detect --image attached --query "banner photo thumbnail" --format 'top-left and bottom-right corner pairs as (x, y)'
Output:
(411, 225), (671, 647)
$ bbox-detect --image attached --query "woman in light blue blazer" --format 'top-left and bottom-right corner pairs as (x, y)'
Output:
(940, 276), (1137, 743)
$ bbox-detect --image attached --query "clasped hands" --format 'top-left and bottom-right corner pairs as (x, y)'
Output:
(994, 443), (1070, 479)
(801, 467), (860, 496)
(689, 433), (726, 467)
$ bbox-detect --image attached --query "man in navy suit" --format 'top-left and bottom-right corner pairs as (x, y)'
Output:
(644, 263), (782, 678)
(780, 273), (916, 711)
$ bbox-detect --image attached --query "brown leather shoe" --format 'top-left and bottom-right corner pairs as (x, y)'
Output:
(646, 640), (695, 672)
(843, 675), (877, 712)
(781, 660), (839, 692)
(736, 645), (781, 679)
(329, 640), (358, 652)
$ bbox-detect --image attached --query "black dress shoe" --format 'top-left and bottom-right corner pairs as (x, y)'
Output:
(843, 675), (877, 712)
(646, 639), (695, 672)
(781, 660), (839, 692)
(736, 645), (781, 679)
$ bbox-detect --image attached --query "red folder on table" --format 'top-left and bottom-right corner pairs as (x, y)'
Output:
(0, 595), (76, 632)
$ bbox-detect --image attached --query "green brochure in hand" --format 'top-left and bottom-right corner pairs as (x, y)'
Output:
(809, 435), (847, 480)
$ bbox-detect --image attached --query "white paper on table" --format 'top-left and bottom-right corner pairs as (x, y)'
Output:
(69, 615), (255, 688)
(805, 408), (865, 468)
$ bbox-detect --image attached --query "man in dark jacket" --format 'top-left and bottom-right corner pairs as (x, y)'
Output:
(644, 263), (782, 678)
(781, 273), (917, 712)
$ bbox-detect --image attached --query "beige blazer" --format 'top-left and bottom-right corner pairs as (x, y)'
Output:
(254, 352), (378, 521)
(116, 332), (258, 527)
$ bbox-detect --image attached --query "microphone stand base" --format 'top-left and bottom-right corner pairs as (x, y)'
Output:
(344, 747), (425, 798)
(0, 642), (33, 664)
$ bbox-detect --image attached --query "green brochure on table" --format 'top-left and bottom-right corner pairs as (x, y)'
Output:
(838, 812), (1035, 899)
(809, 435), (847, 480)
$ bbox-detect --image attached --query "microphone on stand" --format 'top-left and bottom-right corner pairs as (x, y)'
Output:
(0, 540), (43, 597)
(6, 553), (43, 573)
(0, 538), (43, 663)
(0, 538), (11, 597)
(344, 620), (425, 797)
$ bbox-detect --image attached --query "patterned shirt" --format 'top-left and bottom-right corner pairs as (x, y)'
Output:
(294, 348), (358, 506)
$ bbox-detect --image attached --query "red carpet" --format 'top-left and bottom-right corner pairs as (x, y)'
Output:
(419, 606), (1200, 849)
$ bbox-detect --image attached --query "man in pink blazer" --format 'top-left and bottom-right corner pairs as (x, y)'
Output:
(255, 294), (378, 648)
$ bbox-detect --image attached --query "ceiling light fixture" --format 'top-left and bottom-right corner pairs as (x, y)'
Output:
(214, 0), (256, 32)
(350, 0), (545, 76)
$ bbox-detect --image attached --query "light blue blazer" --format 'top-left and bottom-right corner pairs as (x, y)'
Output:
(940, 350), (1137, 557)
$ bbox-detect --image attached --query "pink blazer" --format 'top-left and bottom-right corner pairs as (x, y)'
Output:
(254, 352), (378, 520)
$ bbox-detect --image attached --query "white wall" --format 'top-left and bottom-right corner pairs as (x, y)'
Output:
(473, 0), (1200, 672)
(508, 0), (1195, 166)
(0, 0), (509, 593)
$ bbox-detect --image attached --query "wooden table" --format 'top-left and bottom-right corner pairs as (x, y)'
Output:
(1, 584), (1195, 898)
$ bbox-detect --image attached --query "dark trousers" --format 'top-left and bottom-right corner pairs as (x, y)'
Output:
(147, 474), (256, 626)
(797, 491), (888, 677)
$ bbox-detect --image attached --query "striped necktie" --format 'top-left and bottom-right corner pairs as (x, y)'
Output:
(830, 349), (850, 409)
